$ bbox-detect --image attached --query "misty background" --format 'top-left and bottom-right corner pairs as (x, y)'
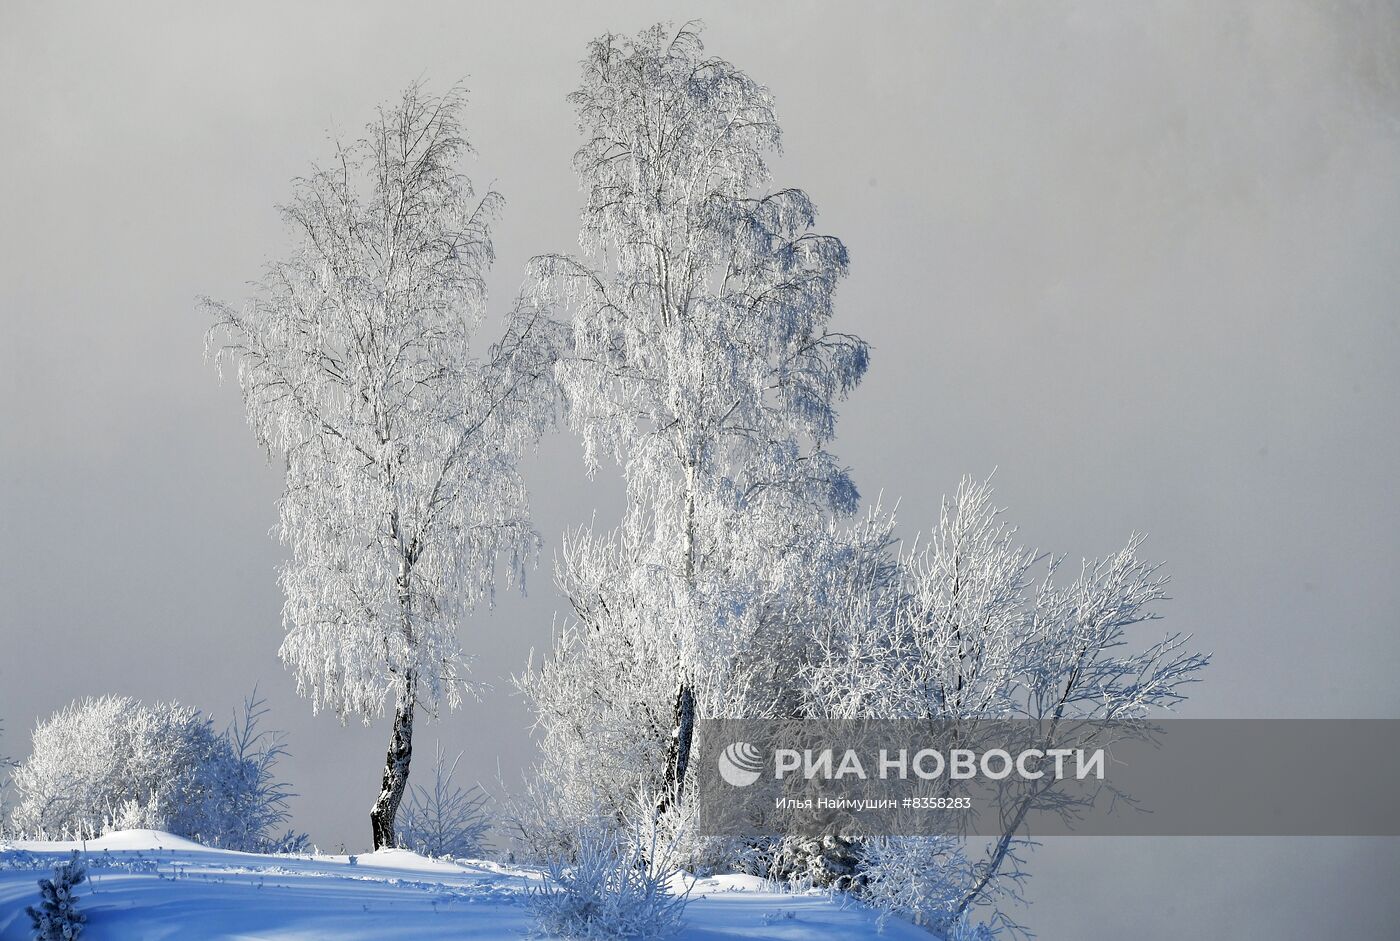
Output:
(2, 1), (1398, 937)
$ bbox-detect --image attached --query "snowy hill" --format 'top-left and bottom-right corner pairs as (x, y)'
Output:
(0, 830), (924, 940)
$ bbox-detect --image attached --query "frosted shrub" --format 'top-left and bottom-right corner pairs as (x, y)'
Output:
(215, 692), (305, 853)
(764, 833), (867, 890)
(11, 696), (224, 841)
(498, 772), (567, 865)
(26, 850), (86, 941)
(396, 742), (489, 859)
(530, 824), (690, 940)
(858, 836), (971, 932)
(8, 694), (303, 851)
(102, 795), (168, 834)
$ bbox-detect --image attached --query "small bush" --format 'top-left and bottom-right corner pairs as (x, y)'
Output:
(218, 691), (307, 853)
(766, 833), (864, 890)
(857, 835), (985, 934)
(499, 770), (578, 865)
(261, 828), (312, 855)
(529, 822), (690, 940)
(26, 850), (86, 941)
(396, 742), (489, 859)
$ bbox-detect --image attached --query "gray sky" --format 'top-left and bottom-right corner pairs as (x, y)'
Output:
(2, 1), (1398, 937)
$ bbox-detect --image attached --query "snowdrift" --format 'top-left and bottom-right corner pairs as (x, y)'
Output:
(0, 830), (924, 940)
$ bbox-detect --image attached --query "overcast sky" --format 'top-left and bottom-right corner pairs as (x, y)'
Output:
(3, 2), (1398, 937)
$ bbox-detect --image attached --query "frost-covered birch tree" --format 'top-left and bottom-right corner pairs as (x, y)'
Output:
(206, 83), (556, 849)
(521, 21), (868, 818)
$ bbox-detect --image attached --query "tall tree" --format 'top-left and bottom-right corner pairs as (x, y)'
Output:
(206, 83), (555, 849)
(524, 22), (868, 814)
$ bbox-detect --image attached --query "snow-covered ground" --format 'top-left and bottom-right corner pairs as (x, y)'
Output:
(0, 830), (922, 940)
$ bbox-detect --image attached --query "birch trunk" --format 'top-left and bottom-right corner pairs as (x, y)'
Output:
(369, 670), (416, 850)
(656, 676), (695, 817)
(657, 458), (699, 816)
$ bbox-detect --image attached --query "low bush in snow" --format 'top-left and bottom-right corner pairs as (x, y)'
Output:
(396, 742), (490, 859)
(529, 820), (690, 940)
(7, 693), (305, 852)
(26, 849), (86, 940)
(857, 836), (1008, 939)
(503, 771), (737, 881)
(855, 836), (967, 930)
(500, 771), (588, 868)
(762, 833), (865, 891)
(218, 692), (307, 854)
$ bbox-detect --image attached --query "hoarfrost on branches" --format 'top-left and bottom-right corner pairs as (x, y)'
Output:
(205, 81), (557, 847)
(512, 23), (1208, 936)
(7, 695), (302, 852)
(520, 19), (867, 819)
(802, 477), (1209, 929)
